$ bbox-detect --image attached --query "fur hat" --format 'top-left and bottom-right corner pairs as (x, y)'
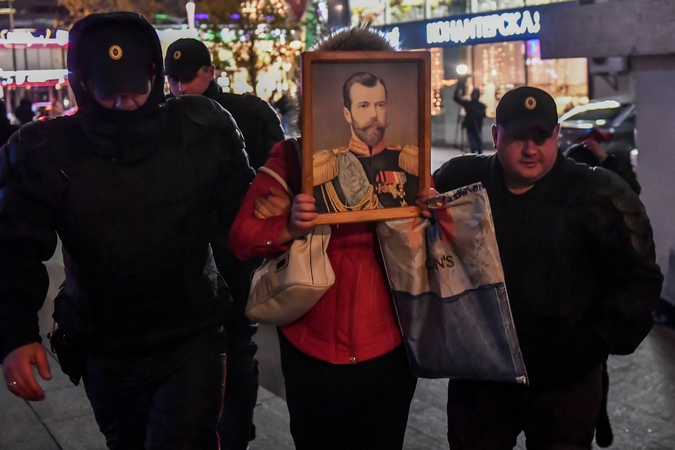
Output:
(311, 26), (396, 52)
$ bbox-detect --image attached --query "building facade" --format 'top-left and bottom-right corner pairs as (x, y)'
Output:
(365, 0), (588, 147)
(0, 28), (73, 120)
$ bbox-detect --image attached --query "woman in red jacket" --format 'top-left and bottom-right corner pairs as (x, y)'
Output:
(229, 27), (432, 450)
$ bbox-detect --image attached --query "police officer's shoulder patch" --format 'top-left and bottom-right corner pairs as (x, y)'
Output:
(313, 149), (339, 186)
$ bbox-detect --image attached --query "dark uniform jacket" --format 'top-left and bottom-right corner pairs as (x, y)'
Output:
(202, 81), (284, 171)
(200, 81), (284, 329)
(434, 152), (663, 387)
(0, 13), (254, 361)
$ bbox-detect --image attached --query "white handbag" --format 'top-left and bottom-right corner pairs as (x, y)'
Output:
(245, 164), (335, 326)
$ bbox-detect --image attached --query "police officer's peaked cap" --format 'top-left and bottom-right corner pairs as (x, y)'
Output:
(73, 20), (156, 99)
(496, 86), (559, 137)
(164, 38), (212, 78)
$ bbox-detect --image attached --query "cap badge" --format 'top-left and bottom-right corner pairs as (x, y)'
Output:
(525, 97), (537, 110)
(173, 51), (182, 60)
(109, 45), (123, 60)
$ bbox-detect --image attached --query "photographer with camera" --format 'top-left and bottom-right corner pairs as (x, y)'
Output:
(453, 76), (487, 154)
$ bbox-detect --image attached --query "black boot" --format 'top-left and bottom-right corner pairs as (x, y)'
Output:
(595, 362), (613, 448)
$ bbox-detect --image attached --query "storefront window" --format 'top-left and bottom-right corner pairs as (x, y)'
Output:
(389, 0), (426, 23)
(468, 39), (587, 118)
(526, 39), (588, 114)
(470, 0), (571, 13)
(351, 0), (387, 25)
(472, 41), (526, 117)
(428, 0), (468, 19)
(384, 0), (467, 23)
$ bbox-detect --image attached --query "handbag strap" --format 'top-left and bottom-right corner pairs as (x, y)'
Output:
(258, 166), (293, 197)
(258, 138), (301, 198)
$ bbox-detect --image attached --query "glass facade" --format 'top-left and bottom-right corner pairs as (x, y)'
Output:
(525, 39), (588, 115)
(472, 41), (526, 117)
(470, 0), (569, 13)
(468, 39), (588, 117)
(351, 0), (571, 25)
(357, 0), (587, 144)
(351, 0), (467, 26)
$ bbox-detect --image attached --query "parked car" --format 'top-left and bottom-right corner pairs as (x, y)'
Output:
(559, 99), (636, 160)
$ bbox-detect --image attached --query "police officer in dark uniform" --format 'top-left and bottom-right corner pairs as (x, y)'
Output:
(164, 38), (284, 170)
(434, 86), (662, 450)
(164, 38), (284, 450)
(0, 12), (253, 450)
(313, 71), (419, 214)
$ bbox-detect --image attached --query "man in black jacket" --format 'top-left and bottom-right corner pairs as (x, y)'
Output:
(0, 100), (19, 147)
(165, 38), (284, 170)
(564, 130), (641, 195)
(434, 86), (662, 449)
(0, 12), (254, 450)
(164, 37), (284, 450)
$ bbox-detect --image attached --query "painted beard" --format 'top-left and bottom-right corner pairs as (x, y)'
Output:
(352, 119), (387, 147)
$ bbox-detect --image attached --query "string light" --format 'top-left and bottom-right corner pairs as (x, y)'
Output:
(430, 47), (443, 115)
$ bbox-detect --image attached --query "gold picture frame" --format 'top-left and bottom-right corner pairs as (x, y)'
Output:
(300, 50), (431, 225)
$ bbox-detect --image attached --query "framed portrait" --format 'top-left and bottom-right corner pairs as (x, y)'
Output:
(300, 51), (431, 225)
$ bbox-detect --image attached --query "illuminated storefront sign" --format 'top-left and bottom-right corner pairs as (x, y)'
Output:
(0, 69), (68, 88)
(378, 3), (572, 49)
(426, 10), (540, 45)
(0, 29), (69, 48)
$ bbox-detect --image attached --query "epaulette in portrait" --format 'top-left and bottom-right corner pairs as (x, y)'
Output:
(399, 144), (419, 176)
(313, 148), (341, 186)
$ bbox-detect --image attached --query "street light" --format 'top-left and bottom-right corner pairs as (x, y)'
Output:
(186, 1), (196, 30)
(8, 0), (14, 32)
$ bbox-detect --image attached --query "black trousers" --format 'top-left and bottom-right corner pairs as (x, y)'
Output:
(218, 305), (259, 450)
(278, 331), (418, 450)
(466, 129), (483, 154)
(446, 364), (603, 450)
(81, 330), (226, 450)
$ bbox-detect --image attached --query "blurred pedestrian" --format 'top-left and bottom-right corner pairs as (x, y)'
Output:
(434, 86), (663, 450)
(228, 27), (427, 450)
(0, 12), (253, 450)
(453, 77), (486, 154)
(0, 99), (19, 146)
(164, 37), (284, 450)
(13, 98), (34, 125)
(564, 128), (641, 194)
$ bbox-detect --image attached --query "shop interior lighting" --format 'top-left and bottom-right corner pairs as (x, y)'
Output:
(0, 29), (68, 47)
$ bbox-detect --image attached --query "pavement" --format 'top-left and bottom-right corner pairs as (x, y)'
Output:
(2, 146), (675, 450)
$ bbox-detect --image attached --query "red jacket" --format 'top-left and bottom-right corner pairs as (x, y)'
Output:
(229, 139), (402, 364)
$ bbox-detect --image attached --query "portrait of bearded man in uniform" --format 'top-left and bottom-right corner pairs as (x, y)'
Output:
(313, 71), (420, 214)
